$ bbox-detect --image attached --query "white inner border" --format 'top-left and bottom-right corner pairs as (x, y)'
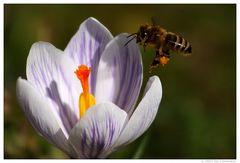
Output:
(1, 1), (238, 163)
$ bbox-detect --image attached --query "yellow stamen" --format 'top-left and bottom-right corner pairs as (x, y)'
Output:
(75, 65), (96, 118)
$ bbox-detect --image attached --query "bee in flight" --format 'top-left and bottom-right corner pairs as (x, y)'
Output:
(125, 23), (192, 72)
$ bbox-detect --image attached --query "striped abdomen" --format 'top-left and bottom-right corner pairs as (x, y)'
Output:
(165, 33), (192, 54)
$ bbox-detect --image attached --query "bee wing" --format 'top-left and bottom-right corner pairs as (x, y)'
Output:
(151, 17), (157, 25)
(150, 17), (164, 27)
(179, 52), (192, 56)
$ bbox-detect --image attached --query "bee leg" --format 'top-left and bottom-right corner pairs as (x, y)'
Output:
(157, 49), (170, 66)
(163, 49), (170, 57)
(149, 50), (161, 73)
(143, 43), (147, 52)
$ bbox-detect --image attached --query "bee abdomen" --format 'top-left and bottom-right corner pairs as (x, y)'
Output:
(166, 33), (192, 54)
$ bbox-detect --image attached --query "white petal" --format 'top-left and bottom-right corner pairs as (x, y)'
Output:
(114, 76), (162, 148)
(64, 17), (113, 95)
(95, 33), (143, 115)
(26, 42), (81, 134)
(16, 78), (77, 157)
(69, 102), (127, 158)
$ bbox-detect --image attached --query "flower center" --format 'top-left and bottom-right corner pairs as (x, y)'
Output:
(75, 65), (96, 118)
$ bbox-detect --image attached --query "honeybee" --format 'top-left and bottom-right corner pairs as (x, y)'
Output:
(125, 23), (192, 72)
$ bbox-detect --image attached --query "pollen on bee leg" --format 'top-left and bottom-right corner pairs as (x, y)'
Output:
(75, 65), (96, 118)
(160, 56), (170, 66)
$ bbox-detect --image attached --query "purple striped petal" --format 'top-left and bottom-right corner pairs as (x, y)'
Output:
(26, 42), (81, 136)
(95, 33), (143, 115)
(114, 76), (162, 148)
(69, 102), (127, 158)
(64, 17), (113, 95)
(16, 78), (77, 157)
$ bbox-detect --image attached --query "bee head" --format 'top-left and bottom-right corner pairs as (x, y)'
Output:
(124, 24), (151, 46)
(136, 24), (151, 44)
(124, 24), (151, 47)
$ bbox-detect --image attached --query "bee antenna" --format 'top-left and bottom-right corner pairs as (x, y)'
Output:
(124, 36), (136, 46)
(127, 33), (137, 38)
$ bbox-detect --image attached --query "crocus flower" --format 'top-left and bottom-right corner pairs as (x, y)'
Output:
(16, 17), (162, 158)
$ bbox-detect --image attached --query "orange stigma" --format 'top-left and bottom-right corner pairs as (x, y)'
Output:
(75, 65), (96, 118)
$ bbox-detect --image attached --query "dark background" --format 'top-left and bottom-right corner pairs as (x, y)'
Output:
(4, 4), (236, 158)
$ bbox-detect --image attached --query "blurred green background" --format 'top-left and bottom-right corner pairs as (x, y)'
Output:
(4, 4), (236, 159)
